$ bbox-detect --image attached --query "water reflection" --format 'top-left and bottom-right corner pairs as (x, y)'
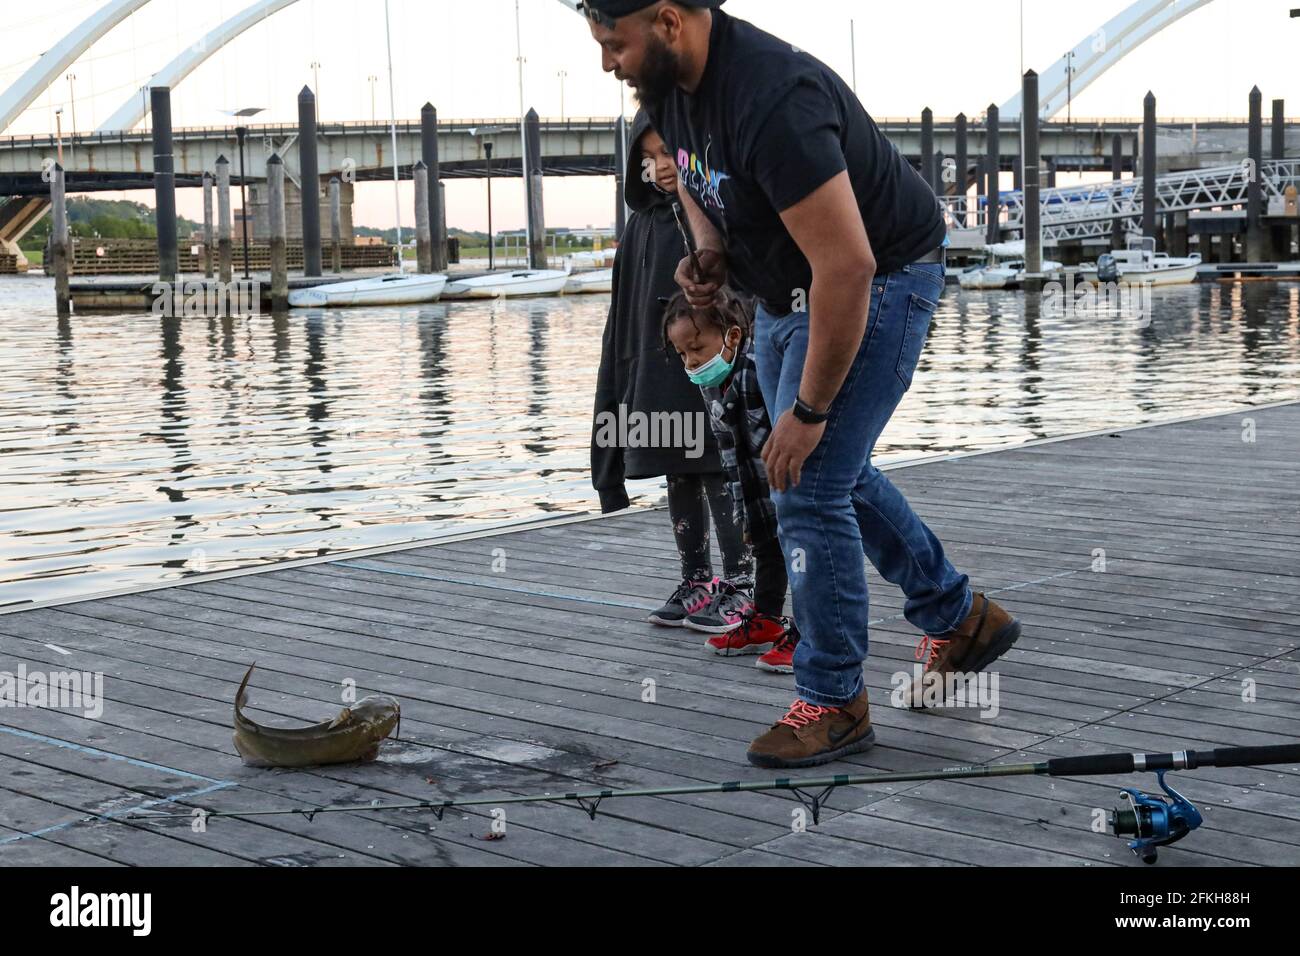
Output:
(0, 276), (1296, 607)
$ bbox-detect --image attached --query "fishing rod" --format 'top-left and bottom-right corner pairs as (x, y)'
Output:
(670, 199), (704, 285)
(129, 743), (1300, 864)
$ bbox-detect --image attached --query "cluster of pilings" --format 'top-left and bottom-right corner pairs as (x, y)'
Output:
(49, 84), (465, 314)
(917, 80), (1296, 271)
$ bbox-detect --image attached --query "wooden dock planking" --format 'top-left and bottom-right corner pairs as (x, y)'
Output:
(1, 402), (1297, 866)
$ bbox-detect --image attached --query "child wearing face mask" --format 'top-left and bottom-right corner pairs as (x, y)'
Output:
(661, 289), (800, 673)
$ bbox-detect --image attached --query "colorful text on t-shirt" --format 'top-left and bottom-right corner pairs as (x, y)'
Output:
(678, 144), (730, 213)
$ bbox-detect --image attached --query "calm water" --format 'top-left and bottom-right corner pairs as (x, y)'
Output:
(1, 275), (1297, 607)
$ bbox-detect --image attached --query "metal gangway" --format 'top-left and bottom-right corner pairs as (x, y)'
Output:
(944, 159), (1300, 247)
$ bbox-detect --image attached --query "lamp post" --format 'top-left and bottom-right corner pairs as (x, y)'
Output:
(368, 75), (378, 123)
(221, 107), (265, 278)
(309, 61), (321, 120)
(66, 73), (77, 165)
(557, 70), (567, 120)
(1065, 50), (1076, 125)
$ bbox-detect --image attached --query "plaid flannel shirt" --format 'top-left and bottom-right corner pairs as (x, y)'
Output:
(700, 333), (778, 548)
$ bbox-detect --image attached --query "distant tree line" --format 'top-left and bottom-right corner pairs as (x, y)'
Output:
(20, 198), (200, 250)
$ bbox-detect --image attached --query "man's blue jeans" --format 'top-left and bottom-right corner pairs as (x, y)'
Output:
(753, 262), (972, 708)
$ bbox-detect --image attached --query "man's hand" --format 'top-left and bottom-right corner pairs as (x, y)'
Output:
(674, 248), (727, 308)
(762, 411), (826, 493)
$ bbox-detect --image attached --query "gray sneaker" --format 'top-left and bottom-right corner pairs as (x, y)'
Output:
(685, 581), (755, 634)
(648, 578), (715, 628)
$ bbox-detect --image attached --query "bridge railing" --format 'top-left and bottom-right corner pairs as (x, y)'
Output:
(1, 117), (627, 150)
(3, 113), (1276, 151)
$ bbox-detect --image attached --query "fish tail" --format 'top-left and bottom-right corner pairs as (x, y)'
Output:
(234, 663), (257, 727)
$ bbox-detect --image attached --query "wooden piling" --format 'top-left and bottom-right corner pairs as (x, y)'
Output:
(440, 182), (450, 263)
(216, 156), (233, 284)
(414, 160), (432, 274)
(524, 108), (546, 269)
(1142, 92), (1157, 241)
(986, 104), (1000, 246)
(1245, 86), (1266, 262)
(151, 87), (179, 284)
(1023, 71), (1042, 276)
(920, 107), (934, 189)
(50, 163), (71, 316)
(954, 113), (968, 226)
(202, 172), (215, 279)
(614, 114), (628, 243)
(1111, 135), (1125, 250)
(267, 154), (288, 311)
(329, 177), (342, 275)
(421, 103), (448, 272)
(298, 86), (323, 277)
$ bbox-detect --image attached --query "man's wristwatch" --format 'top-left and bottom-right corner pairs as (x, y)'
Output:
(792, 396), (830, 425)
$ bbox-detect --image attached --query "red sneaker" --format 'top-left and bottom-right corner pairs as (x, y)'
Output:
(756, 620), (800, 674)
(705, 611), (785, 656)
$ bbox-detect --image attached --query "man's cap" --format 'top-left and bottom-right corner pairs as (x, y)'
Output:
(583, 0), (724, 19)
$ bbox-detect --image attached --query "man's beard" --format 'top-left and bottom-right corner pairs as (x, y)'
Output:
(632, 33), (682, 113)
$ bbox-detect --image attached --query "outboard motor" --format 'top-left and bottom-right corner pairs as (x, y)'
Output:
(1096, 253), (1120, 284)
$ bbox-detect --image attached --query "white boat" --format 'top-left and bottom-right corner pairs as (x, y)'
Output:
(959, 242), (1063, 290)
(567, 249), (617, 268)
(443, 264), (572, 299)
(563, 268), (613, 294)
(290, 0), (448, 309)
(288, 272), (448, 307)
(1078, 237), (1201, 287)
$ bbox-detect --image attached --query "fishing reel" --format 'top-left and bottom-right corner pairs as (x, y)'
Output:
(1108, 770), (1204, 864)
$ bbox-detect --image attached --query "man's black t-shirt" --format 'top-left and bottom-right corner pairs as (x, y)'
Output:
(646, 8), (946, 316)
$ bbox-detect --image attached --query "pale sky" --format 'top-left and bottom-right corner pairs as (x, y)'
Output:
(6, 0), (1295, 232)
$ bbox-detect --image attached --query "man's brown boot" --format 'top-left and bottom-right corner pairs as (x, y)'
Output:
(905, 592), (1020, 710)
(747, 690), (875, 769)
